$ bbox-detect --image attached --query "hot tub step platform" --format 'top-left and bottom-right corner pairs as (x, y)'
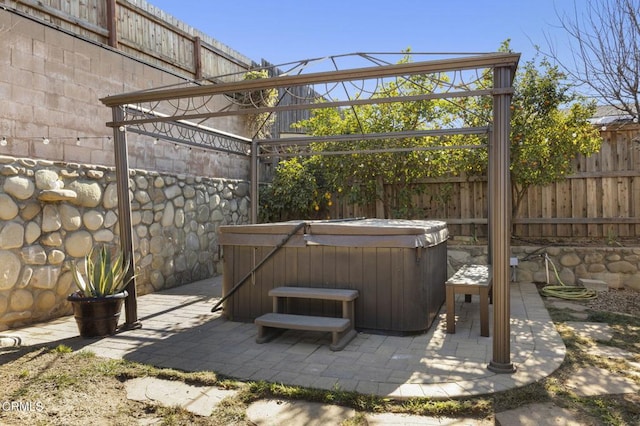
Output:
(258, 286), (359, 350)
(255, 313), (357, 351)
(256, 312), (350, 332)
(268, 286), (359, 301)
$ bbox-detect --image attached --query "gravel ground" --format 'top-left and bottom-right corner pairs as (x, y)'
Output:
(586, 288), (640, 316)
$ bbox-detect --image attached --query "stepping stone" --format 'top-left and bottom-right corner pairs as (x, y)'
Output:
(246, 399), (356, 426)
(495, 402), (583, 426)
(367, 412), (493, 425)
(548, 301), (589, 312)
(590, 344), (635, 360)
(125, 377), (237, 416)
(568, 312), (590, 320)
(564, 322), (613, 342)
(577, 278), (608, 292)
(628, 361), (640, 378)
(565, 367), (640, 397)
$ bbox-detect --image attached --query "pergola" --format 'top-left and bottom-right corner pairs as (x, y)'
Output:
(100, 52), (520, 373)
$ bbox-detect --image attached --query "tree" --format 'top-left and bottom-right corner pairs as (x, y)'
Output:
(455, 41), (602, 216)
(544, 0), (640, 119)
(258, 157), (332, 222)
(508, 57), (602, 216)
(290, 57), (466, 219)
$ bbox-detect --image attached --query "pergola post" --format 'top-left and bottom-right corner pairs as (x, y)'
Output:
(112, 106), (141, 330)
(488, 64), (515, 373)
(250, 138), (259, 224)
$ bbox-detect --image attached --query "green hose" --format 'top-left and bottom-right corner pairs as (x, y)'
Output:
(539, 254), (598, 301)
(540, 285), (597, 300)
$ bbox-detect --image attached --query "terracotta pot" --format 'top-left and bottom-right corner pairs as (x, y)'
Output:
(67, 291), (128, 338)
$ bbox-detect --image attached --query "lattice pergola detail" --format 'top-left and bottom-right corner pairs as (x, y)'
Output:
(101, 51), (520, 374)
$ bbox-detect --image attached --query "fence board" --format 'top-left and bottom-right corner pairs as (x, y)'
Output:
(602, 177), (617, 239)
(633, 176), (640, 236)
(526, 185), (541, 237)
(570, 178), (586, 237)
(620, 177), (630, 237)
(474, 181), (487, 237)
(586, 134), (603, 172)
(616, 133), (628, 170)
(459, 181), (471, 235)
(543, 185), (556, 236)
(586, 177), (600, 237)
(556, 179), (572, 236)
(601, 134), (613, 172)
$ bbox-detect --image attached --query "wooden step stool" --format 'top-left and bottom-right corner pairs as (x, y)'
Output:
(255, 286), (359, 351)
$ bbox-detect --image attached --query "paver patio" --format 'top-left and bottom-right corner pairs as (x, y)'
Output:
(1, 276), (565, 399)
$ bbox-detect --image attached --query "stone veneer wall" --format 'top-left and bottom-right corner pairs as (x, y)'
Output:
(448, 245), (640, 291)
(0, 155), (250, 331)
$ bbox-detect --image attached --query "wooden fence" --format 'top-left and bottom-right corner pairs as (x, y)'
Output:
(2, 0), (253, 79)
(331, 125), (640, 240)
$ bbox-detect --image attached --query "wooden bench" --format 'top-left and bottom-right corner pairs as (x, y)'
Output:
(255, 286), (359, 351)
(445, 264), (492, 337)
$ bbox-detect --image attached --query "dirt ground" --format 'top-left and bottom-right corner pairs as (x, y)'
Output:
(0, 348), (234, 426)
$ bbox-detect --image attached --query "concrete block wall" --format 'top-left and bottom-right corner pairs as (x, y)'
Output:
(0, 9), (250, 179)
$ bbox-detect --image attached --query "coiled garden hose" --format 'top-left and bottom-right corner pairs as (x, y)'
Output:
(539, 253), (598, 300)
(0, 335), (21, 349)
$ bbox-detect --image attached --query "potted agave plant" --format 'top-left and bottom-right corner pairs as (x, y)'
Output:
(67, 244), (132, 338)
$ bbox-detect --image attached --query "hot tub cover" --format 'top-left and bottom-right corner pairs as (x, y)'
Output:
(219, 219), (448, 248)
(304, 219), (448, 248)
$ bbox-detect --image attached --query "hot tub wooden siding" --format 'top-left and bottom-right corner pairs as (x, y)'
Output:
(220, 221), (447, 335)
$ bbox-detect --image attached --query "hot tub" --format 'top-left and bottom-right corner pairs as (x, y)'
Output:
(218, 219), (448, 335)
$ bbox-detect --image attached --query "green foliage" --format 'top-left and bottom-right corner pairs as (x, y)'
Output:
(52, 344), (73, 353)
(290, 53), (462, 219)
(453, 40), (602, 217)
(259, 157), (334, 221)
(246, 380), (390, 414)
(244, 380), (490, 419)
(70, 244), (132, 298)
